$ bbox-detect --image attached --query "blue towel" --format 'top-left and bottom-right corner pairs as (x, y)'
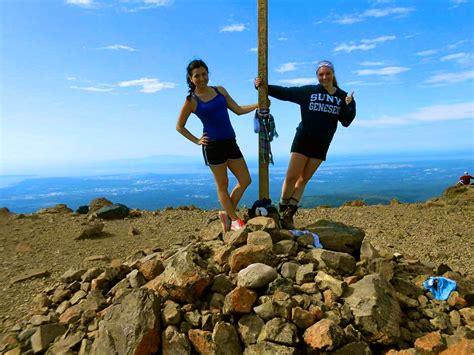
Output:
(290, 229), (323, 248)
(422, 277), (457, 301)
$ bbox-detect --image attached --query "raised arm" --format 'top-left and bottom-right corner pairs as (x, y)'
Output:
(254, 77), (303, 104)
(339, 92), (356, 127)
(176, 98), (209, 145)
(217, 86), (258, 116)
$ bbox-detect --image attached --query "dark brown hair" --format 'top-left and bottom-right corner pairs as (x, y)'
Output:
(186, 59), (209, 99)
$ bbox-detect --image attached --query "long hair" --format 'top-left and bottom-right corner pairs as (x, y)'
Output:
(186, 59), (209, 100)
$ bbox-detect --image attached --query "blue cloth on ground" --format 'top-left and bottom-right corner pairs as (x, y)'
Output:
(290, 229), (323, 248)
(422, 277), (457, 301)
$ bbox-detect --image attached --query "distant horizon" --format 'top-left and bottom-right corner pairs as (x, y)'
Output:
(1, 154), (470, 213)
(1, 148), (473, 178)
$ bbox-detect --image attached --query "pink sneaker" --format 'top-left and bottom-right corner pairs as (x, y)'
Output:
(218, 211), (231, 232)
(230, 218), (246, 231)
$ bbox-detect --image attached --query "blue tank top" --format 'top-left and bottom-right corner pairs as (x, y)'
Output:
(193, 87), (236, 141)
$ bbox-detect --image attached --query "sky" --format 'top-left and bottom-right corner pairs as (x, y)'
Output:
(1, 0), (473, 176)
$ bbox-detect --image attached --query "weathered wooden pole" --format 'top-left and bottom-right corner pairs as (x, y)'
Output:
(257, 0), (269, 199)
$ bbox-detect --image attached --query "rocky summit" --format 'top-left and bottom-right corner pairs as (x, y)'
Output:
(0, 187), (473, 354)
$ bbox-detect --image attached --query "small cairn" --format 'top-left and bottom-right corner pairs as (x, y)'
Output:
(2, 216), (473, 354)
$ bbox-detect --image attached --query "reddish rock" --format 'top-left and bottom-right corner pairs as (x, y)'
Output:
(414, 331), (446, 354)
(59, 305), (82, 324)
(139, 259), (164, 281)
(323, 289), (337, 307)
(309, 305), (325, 322)
(303, 318), (344, 351)
(447, 291), (468, 309)
(224, 286), (257, 314)
(344, 275), (359, 285)
(188, 329), (216, 354)
(440, 338), (474, 355)
(229, 245), (277, 273)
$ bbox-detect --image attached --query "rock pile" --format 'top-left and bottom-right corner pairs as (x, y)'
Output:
(2, 217), (473, 354)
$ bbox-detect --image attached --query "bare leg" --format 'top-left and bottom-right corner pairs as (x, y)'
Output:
(291, 158), (322, 202)
(209, 163), (239, 220)
(281, 153), (309, 201)
(227, 158), (252, 209)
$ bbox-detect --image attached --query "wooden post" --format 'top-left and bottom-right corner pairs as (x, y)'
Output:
(257, 0), (269, 199)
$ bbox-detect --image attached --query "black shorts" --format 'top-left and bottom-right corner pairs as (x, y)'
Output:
(291, 132), (331, 161)
(202, 138), (244, 166)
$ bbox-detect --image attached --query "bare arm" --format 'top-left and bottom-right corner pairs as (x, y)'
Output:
(176, 98), (209, 145)
(217, 86), (258, 116)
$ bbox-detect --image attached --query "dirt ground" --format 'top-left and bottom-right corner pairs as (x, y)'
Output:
(0, 186), (473, 333)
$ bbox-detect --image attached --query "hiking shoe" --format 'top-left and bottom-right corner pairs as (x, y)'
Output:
(218, 211), (231, 232)
(281, 205), (298, 230)
(230, 218), (246, 231)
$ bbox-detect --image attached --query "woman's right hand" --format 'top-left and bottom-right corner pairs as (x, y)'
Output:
(254, 77), (263, 88)
(197, 133), (209, 145)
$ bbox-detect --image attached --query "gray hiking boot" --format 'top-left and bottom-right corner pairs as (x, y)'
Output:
(281, 205), (298, 230)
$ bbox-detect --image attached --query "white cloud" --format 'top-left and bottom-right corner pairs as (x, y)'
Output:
(66, 0), (93, 5)
(70, 85), (113, 92)
(334, 35), (395, 53)
(344, 80), (384, 86)
(98, 44), (136, 52)
(66, 76), (77, 81)
(118, 78), (176, 93)
(334, 7), (414, 25)
(440, 52), (472, 65)
(358, 102), (474, 127)
(424, 70), (474, 85)
(278, 78), (317, 85)
(220, 24), (246, 33)
(356, 66), (410, 76)
(144, 0), (172, 4)
(447, 40), (468, 49)
(416, 49), (437, 56)
(249, 47), (257, 52)
(276, 62), (298, 73)
(278, 37), (288, 41)
(334, 43), (376, 53)
(360, 61), (385, 66)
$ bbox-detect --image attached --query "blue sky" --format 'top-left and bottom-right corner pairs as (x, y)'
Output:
(1, 0), (473, 176)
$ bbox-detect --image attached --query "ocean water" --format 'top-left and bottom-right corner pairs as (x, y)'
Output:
(0, 155), (472, 213)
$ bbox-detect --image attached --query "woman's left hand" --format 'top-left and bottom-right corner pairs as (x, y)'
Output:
(345, 91), (354, 105)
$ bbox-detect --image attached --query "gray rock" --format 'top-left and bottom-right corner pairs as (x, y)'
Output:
(70, 290), (87, 305)
(91, 289), (161, 355)
(81, 267), (103, 282)
(210, 274), (234, 295)
(162, 300), (181, 326)
(280, 262), (300, 280)
(333, 341), (372, 354)
(46, 331), (85, 354)
(30, 323), (67, 353)
(247, 231), (273, 249)
(225, 228), (249, 247)
(360, 240), (381, 260)
(237, 314), (264, 346)
(343, 273), (401, 345)
(295, 263), (316, 284)
(243, 341), (296, 355)
(305, 219), (365, 255)
(258, 317), (299, 346)
(75, 222), (104, 240)
(127, 269), (146, 288)
(266, 278), (295, 295)
(315, 270), (347, 298)
(306, 249), (356, 275)
(237, 263), (278, 289)
(145, 245), (211, 303)
(213, 321), (242, 355)
(273, 240), (298, 256)
(61, 268), (86, 283)
(95, 203), (130, 220)
(162, 326), (191, 355)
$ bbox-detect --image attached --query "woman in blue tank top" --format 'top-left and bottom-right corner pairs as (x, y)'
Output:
(176, 59), (258, 231)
